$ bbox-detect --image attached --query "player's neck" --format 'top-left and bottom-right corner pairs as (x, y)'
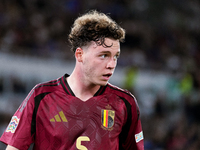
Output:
(66, 71), (100, 102)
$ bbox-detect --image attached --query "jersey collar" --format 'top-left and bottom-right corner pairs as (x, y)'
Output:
(60, 74), (107, 97)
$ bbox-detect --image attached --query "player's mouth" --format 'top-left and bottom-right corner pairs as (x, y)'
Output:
(102, 73), (112, 80)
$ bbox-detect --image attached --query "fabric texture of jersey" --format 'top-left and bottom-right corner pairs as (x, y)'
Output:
(0, 74), (144, 150)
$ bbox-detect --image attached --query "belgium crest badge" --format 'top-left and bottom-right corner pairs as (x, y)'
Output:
(101, 109), (115, 130)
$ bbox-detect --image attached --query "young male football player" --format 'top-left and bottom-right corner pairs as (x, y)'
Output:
(0, 10), (144, 150)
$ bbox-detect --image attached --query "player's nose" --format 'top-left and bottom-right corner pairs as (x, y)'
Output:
(106, 58), (117, 69)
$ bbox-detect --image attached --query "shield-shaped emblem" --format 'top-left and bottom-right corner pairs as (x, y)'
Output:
(101, 109), (115, 128)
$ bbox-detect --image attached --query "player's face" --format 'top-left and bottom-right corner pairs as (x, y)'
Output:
(81, 38), (120, 86)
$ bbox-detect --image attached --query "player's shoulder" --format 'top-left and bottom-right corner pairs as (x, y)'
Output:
(106, 83), (140, 115)
(33, 77), (62, 94)
(106, 83), (136, 102)
(36, 78), (61, 88)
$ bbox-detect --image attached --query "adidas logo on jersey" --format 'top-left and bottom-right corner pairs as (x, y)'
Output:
(50, 111), (68, 122)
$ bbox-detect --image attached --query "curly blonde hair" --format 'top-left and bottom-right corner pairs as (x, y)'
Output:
(68, 10), (125, 52)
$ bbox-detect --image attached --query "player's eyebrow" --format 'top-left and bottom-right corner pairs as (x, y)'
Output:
(99, 51), (120, 55)
(99, 51), (111, 54)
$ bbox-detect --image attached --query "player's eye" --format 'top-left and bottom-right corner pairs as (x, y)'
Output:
(100, 54), (107, 58)
(114, 54), (120, 60)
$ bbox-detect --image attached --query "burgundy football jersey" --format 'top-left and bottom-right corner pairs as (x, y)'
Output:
(0, 74), (144, 150)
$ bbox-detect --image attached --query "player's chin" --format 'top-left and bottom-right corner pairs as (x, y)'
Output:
(98, 80), (109, 86)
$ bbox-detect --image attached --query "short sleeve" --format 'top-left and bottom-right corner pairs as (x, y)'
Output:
(119, 96), (144, 150)
(0, 87), (36, 150)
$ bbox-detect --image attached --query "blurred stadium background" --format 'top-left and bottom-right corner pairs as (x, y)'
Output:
(0, 0), (200, 149)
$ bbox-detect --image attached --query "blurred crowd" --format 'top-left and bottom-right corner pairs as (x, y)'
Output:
(0, 0), (200, 149)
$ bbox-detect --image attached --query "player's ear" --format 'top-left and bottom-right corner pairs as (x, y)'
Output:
(75, 47), (83, 62)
